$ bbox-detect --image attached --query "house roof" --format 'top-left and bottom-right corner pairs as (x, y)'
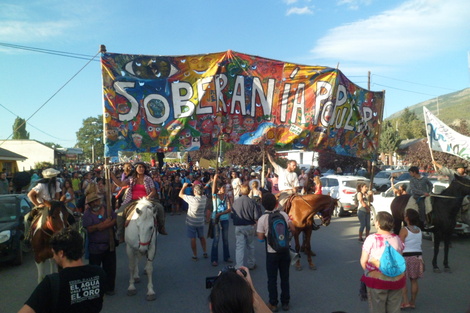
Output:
(0, 147), (27, 161)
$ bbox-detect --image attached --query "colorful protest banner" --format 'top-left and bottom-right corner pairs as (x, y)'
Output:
(423, 107), (470, 161)
(101, 50), (384, 160)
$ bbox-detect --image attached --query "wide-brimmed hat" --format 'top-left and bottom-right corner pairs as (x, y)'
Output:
(42, 168), (60, 178)
(86, 192), (101, 204)
(250, 172), (257, 177)
(454, 163), (468, 169)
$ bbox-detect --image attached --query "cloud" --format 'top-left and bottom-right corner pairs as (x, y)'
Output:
(286, 6), (313, 15)
(337, 0), (373, 10)
(283, 0), (299, 4)
(0, 20), (73, 42)
(310, 0), (470, 67)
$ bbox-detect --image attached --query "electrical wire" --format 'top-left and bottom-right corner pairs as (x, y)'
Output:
(0, 42), (100, 61)
(372, 74), (458, 92)
(0, 49), (101, 148)
(372, 83), (438, 97)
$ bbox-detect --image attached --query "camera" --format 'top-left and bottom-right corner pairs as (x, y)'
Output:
(205, 266), (247, 289)
(187, 183), (193, 187)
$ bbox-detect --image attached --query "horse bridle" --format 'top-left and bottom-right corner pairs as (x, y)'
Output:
(297, 195), (331, 228)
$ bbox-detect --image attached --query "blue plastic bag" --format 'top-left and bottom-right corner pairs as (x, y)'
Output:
(379, 241), (406, 277)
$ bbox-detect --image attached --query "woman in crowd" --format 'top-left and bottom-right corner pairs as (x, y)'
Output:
(61, 178), (76, 212)
(399, 209), (424, 310)
(360, 212), (405, 313)
(170, 175), (183, 215)
(209, 267), (271, 313)
(248, 180), (262, 203)
(313, 175), (322, 195)
(356, 183), (373, 242)
(210, 173), (232, 267)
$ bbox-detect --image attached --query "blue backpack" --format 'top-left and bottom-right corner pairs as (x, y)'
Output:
(379, 241), (406, 277)
(266, 211), (289, 253)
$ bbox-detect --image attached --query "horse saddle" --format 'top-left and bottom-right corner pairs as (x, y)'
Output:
(283, 194), (297, 213)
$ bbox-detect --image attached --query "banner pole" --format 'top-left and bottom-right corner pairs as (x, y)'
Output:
(423, 107), (438, 172)
(261, 144), (265, 189)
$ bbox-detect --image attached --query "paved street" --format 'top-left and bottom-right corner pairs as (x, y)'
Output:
(1, 214), (469, 313)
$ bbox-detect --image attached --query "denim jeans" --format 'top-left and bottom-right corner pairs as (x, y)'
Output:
(266, 251), (290, 306)
(357, 210), (370, 234)
(211, 219), (230, 263)
(235, 225), (255, 268)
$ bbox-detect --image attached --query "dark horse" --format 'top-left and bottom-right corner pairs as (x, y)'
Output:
(31, 200), (71, 283)
(391, 174), (470, 272)
(284, 194), (338, 271)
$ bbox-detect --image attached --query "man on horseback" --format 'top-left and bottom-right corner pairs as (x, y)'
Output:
(433, 162), (469, 183)
(407, 166), (433, 230)
(24, 168), (62, 246)
(267, 152), (300, 211)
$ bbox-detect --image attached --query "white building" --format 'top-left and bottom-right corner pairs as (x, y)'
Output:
(276, 150), (319, 168)
(0, 140), (57, 170)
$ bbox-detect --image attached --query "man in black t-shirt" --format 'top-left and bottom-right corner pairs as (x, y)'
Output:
(18, 228), (107, 313)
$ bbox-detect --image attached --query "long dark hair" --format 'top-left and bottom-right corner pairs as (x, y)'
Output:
(209, 271), (254, 313)
(37, 177), (58, 200)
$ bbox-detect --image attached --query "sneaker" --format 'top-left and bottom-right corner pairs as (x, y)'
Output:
(267, 303), (278, 312)
(281, 303), (289, 311)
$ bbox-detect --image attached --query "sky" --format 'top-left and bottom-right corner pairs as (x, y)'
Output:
(1, 0), (469, 149)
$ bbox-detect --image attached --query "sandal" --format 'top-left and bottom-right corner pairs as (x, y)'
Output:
(400, 303), (411, 309)
(192, 256), (198, 261)
(212, 261), (218, 267)
(203, 253), (208, 258)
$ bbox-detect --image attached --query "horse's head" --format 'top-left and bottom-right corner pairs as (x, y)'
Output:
(44, 200), (68, 232)
(450, 174), (470, 196)
(317, 196), (338, 226)
(134, 198), (157, 253)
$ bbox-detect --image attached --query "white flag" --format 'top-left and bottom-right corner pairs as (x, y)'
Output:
(423, 107), (470, 161)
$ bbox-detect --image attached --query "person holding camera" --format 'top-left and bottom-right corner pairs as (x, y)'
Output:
(209, 266), (271, 313)
(179, 182), (208, 260)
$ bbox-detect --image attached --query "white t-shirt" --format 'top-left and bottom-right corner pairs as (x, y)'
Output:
(32, 182), (62, 203)
(231, 178), (242, 198)
(272, 163), (299, 192)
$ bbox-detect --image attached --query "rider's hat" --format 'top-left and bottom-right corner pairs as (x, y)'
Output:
(42, 168), (60, 178)
(86, 192), (101, 204)
(454, 163), (468, 169)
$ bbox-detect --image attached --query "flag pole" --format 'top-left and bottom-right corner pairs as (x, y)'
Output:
(423, 107), (438, 172)
(261, 143), (265, 189)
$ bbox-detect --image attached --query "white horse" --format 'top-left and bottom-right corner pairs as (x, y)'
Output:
(124, 198), (158, 301)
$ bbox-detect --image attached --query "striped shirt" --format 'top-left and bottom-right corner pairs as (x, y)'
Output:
(184, 195), (207, 227)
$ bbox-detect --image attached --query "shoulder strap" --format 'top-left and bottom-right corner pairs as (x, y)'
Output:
(49, 273), (60, 313)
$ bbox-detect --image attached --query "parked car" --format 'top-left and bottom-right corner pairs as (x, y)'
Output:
(320, 175), (371, 217)
(373, 170), (408, 192)
(0, 194), (33, 265)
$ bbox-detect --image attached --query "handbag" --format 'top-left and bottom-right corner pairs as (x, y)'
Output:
(379, 241), (406, 277)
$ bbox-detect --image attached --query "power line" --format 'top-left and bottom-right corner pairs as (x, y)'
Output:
(372, 74), (458, 92)
(0, 42), (100, 62)
(372, 83), (438, 97)
(0, 49), (101, 148)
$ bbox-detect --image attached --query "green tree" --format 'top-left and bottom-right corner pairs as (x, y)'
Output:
(379, 121), (401, 165)
(395, 108), (425, 140)
(43, 142), (62, 148)
(75, 116), (104, 163)
(12, 117), (30, 139)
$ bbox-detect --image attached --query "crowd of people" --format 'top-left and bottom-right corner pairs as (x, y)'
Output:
(10, 158), (470, 312)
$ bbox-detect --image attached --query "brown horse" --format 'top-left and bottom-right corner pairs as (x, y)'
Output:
(285, 194), (338, 270)
(31, 200), (71, 283)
